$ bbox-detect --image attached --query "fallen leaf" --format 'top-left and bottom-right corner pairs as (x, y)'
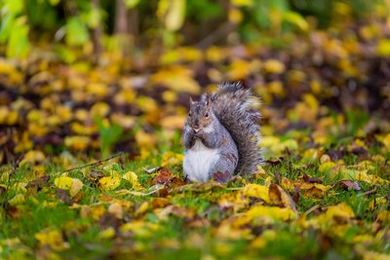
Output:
(35, 229), (69, 251)
(54, 176), (83, 197)
(99, 175), (121, 191)
(241, 184), (270, 203)
(153, 168), (173, 184)
(268, 183), (297, 212)
(338, 180), (361, 191)
(122, 171), (143, 190)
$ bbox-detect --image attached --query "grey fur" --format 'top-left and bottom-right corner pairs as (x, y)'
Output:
(183, 111), (238, 182)
(183, 82), (262, 182)
(210, 82), (262, 175)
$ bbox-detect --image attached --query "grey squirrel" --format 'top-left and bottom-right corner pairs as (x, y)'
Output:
(183, 82), (262, 183)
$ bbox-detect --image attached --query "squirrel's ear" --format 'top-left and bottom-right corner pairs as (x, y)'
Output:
(189, 96), (195, 105)
(206, 95), (212, 107)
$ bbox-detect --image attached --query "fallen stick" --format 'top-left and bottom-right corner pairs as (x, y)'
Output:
(60, 152), (124, 174)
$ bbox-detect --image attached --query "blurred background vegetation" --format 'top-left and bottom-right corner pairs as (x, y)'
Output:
(0, 0), (389, 162)
(0, 0), (388, 60)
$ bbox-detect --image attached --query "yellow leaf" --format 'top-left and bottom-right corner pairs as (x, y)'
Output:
(54, 176), (73, 190)
(268, 81), (285, 97)
(135, 201), (149, 216)
(9, 194), (25, 206)
(160, 47), (202, 64)
(268, 184), (297, 211)
(151, 66), (200, 94)
(299, 183), (330, 198)
(108, 202), (123, 219)
(35, 229), (69, 251)
(241, 184), (270, 203)
(377, 39), (390, 57)
(54, 176), (83, 197)
(111, 113), (136, 129)
(381, 133), (390, 151)
(91, 102), (110, 117)
(376, 211), (390, 222)
(86, 82), (108, 96)
(318, 161), (336, 173)
(158, 0), (186, 31)
(307, 203), (354, 231)
(136, 96), (159, 113)
(98, 227), (115, 239)
(0, 59), (23, 84)
(263, 59), (285, 74)
(114, 89), (136, 105)
(120, 221), (160, 237)
(235, 205), (297, 227)
(122, 171), (143, 190)
(326, 203), (354, 219)
(69, 178), (83, 197)
(302, 148), (320, 162)
(162, 90), (178, 103)
(56, 105), (73, 122)
(229, 8), (243, 24)
(71, 122), (97, 135)
(355, 170), (389, 185)
(282, 11), (309, 31)
(228, 59), (261, 80)
(215, 224), (252, 240)
(231, 0), (253, 7)
(161, 151), (184, 167)
(21, 150), (45, 164)
(360, 250), (390, 260)
(64, 136), (90, 151)
(99, 175), (121, 191)
(160, 115), (186, 129)
(135, 130), (156, 149)
(206, 46), (226, 63)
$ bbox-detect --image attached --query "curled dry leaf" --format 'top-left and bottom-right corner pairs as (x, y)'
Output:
(268, 183), (297, 212)
(338, 180), (361, 191)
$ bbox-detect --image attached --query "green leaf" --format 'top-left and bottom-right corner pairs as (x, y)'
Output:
(96, 118), (124, 157)
(6, 17), (30, 58)
(282, 11), (309, 31)
(0, 15), (14, 43)
(4, 0), (23, 13)
(125, 0), (141, 8)
(65, 17), (89, 46)
(163, 0), (186, 31)
(48, 0), (60, 6)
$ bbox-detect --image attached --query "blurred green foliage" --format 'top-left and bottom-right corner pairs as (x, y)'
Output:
(0, 0), (387, 58)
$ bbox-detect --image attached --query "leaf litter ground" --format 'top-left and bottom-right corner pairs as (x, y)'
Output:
(0, 18), (390, 259)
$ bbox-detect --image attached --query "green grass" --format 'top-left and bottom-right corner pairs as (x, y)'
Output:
(0, 133), (389, 259)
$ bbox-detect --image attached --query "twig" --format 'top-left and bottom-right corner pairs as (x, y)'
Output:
(60, 152), (124, 174)
(196, 23), (235, 49)
(225, 187), (244, 191)
(357, 187), (377, 197)
(304, 205), (320, 216)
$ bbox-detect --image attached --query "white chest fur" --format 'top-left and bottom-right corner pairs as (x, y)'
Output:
(183, 139), (219, 182)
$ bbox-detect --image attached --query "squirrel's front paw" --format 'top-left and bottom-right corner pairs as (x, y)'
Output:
(211, 171), (233, 183)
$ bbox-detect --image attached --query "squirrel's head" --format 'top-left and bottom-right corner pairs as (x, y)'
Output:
(187, 95), (214, 133)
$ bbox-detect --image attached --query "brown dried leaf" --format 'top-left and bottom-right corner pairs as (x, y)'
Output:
(338, 180), (361, 191)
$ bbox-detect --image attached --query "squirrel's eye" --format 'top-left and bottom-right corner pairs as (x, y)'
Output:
(204, 113), (209, 118)
(188, 112), (192, 117)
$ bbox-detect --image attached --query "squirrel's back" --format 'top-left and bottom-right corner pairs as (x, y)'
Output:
(211, 82), (262, 174)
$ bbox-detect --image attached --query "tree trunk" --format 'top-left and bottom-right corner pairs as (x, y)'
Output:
(127, 8), (139, 46)
(91, 0), (102, 58)
(115, 0), (128, 34)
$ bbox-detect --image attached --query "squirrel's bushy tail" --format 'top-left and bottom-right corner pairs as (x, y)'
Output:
(211, 82), (263, 175)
